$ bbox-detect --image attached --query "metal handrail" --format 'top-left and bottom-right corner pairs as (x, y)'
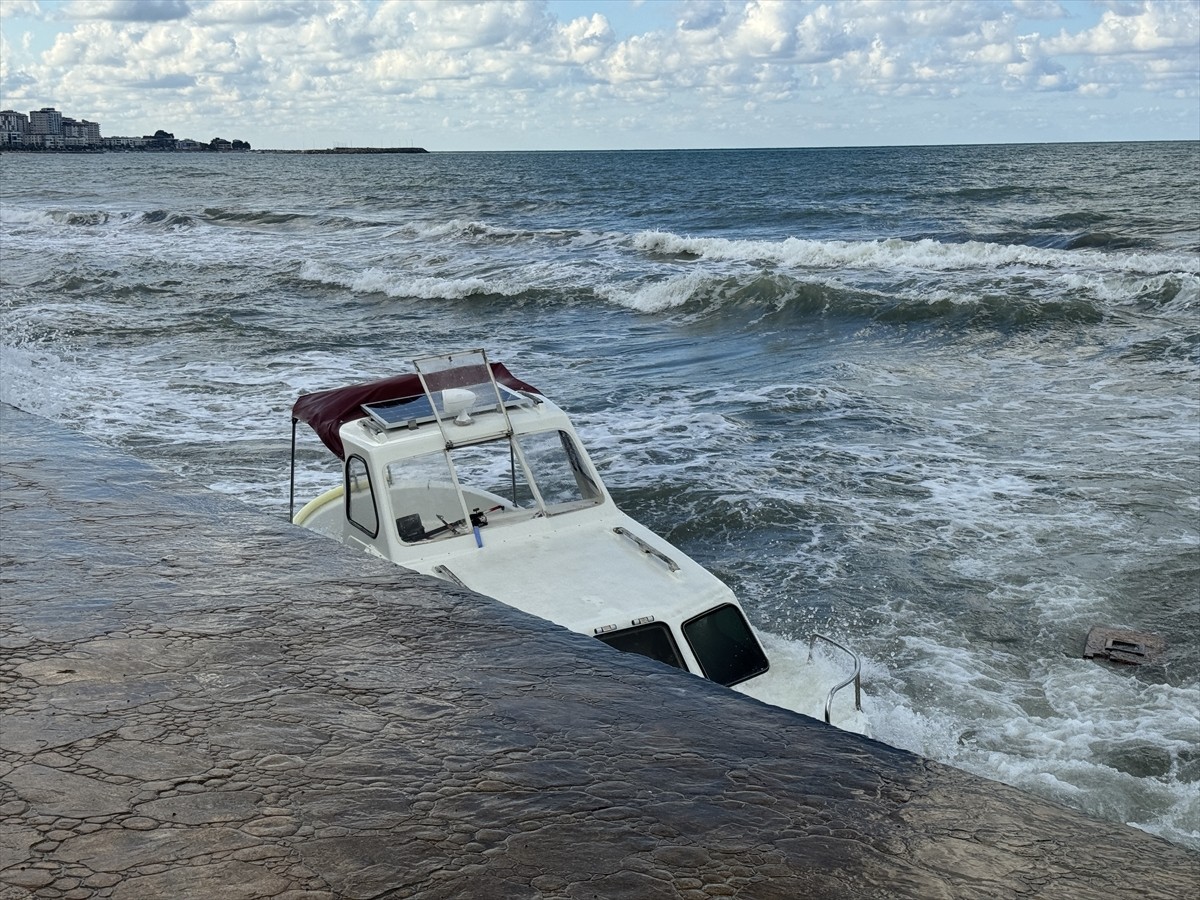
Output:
(809, 633), (862, 725)
(612, 527), (680, 572)
(432, 565), (468, 589)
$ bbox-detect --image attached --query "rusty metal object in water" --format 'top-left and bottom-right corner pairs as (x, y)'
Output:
(1084, 626), (1166, 665)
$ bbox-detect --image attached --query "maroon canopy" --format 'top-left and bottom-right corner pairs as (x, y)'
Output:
(292, 363), (540, 459)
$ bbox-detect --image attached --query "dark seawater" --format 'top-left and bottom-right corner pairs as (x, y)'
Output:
(2, 143), (1197, 848)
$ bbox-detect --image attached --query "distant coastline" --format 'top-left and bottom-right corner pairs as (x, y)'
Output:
(2, 105), (429, 155)
(0, 147), (432, 156)
(1, 145), (430, 155)
(282, 147), (428, 155)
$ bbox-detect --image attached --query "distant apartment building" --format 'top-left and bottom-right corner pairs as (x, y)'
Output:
(1, 106), (104, 149)
(101, 135), (146, 149)
(27, 107), (66, 148)
(63, 117), (101, 147)
(0, 109), (28, 146)
(28, 107), (63, 134)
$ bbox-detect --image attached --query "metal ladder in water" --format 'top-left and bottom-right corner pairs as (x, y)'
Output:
(810, 633), (863, 726)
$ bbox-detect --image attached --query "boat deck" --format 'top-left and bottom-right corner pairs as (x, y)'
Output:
(2, 403), (1195, 899)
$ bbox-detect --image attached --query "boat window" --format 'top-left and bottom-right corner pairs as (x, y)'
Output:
(681, 604), (769, 687)
(517, 430), (603, 511)
(447, 440), (537, 511)
(344, 455), (379, 538)
(383, 430), (601, 540)
(596, 623), (688, 672)
(385, 452), (472, 542)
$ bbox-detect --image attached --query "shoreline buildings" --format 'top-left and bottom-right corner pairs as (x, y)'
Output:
(0, 107), (250, 151)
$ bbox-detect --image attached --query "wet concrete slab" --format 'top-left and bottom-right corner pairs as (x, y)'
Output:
(1, 402), (1196, 899)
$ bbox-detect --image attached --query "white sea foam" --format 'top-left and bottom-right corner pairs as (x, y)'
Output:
(0, 341), (79, 421)
(296, 260), (524, 299)
(596, 271), (720, 312)
(0, 207), (58, 226)
(736, 630), (872, 730)
(866, 643), (1200, 841)
(632, 230), (1200, 276)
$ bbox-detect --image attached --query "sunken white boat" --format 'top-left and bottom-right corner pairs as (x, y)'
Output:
(290, 350), (868, 732)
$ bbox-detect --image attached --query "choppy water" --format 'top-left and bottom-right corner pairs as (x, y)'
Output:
(2, 143), (1197, 849)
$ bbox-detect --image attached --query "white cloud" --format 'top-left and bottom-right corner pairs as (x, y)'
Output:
(1011, 0), (1069, 17)
(0, 0), (1195, 149)
(66, 0), (192, 23)
(555, 13), (615, 65)
(0, 0), (43, 20)
(1004, 38), (1076, 92)
(193, 1), (313, 26)
(1045, 1), (1200, 54)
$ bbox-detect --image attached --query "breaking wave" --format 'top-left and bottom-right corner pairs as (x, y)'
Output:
(597, 269), (1196, 332)
(631, 230), (1199, 277)
(295, 260), (528, 300)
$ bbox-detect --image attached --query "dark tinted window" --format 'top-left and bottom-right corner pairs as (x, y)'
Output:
(596, 623), (687, 672)
(682, 604), (769, 686)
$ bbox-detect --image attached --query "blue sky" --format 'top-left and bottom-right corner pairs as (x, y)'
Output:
(1, 0), (1196, 151)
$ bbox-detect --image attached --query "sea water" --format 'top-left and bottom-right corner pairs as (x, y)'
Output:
(2, 143), (1197, 849)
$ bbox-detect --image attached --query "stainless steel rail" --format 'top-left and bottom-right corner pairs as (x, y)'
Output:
(432, 565), (468, 589)
(809, 633), (863, 725)
(612, 527), (680, 572)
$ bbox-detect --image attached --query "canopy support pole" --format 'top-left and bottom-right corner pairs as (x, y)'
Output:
(289, 417), (298, 522)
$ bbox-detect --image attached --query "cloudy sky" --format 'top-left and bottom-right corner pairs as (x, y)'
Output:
(1, 0), (1196, 151)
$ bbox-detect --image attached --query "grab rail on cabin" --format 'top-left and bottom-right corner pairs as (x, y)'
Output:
(612, 527), (680, 572)
(809, 633), (862, 725)
(432, 565), (469, 589)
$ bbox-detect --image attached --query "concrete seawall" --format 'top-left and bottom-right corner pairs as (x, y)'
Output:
(1, 403), (1196, 899)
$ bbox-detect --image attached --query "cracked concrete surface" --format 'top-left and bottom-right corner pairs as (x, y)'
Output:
(1, 403), (1196, 899)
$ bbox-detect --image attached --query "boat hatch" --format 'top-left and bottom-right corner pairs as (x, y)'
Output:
(595, 619), (688, 673)
(393, 349), (535, 446)
(682, 604), (769, 686)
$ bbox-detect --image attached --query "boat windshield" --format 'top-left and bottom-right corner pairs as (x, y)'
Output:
(386, 429), (602, 542)
(515, 430), (602, 507)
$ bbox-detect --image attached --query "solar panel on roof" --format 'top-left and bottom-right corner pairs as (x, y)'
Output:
(361, 395), (435, 430)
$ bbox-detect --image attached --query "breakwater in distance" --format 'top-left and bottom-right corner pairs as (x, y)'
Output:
(1, 401), (1196, 899)
(281, 147), (429, 154)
